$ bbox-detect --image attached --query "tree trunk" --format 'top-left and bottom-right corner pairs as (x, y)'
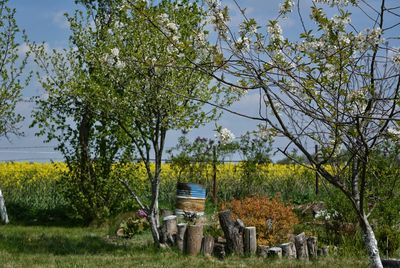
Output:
(149, 179), (161, 246)
(279, 242), (296, 259)
(360, 216), (383, 268)
(307, 236), (318, 259)
(177, 223), (187, 252)
(186, 224), (204, 256)
(160, 215), (177, 245)
(294, 232), (309, 260)
(0, 189), (9, 224)
(243, 226), (257, 255)
(201, 235), (215, 256)
(218, 210), (244, 255)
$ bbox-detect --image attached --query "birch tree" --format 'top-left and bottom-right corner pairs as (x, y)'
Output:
(203, 0), (400, 266)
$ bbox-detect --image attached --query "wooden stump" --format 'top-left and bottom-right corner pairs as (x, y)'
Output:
(160, 215), (178, 245)
(243, 227), (257, 256)
(201, 235), (215, 256)
(218, 210), (244, 255)
(213, 243), (226, 259)
(382, 259), (400, 268)
(257, 245), (269, 258)
(177, 223), (187, 252)
(267, 247), (282, 259)
(307, 236), (318, 259)
(186, 224), (203, 256)
(279, 242), (297, 259)
(294, 232), (309, 260)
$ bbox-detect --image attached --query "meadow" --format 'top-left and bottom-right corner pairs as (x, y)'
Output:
(0, 161), (398, 266)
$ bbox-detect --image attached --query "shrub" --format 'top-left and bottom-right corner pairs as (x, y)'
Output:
(222, 195), (299, 246)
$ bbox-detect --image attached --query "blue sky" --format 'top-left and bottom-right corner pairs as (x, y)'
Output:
(0, 0), (394, 162)
(1, 0), (280, 162)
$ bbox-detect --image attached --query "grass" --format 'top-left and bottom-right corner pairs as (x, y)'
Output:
(0, 225), (369, 268)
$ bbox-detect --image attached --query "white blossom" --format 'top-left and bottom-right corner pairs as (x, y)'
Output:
(388, 127), (400, 137)
(115, 60), (126, 69)
(267, 22), (283, 42)
(235, 36), (250, 52)
(392, 52), (400, 66)
(216, 128), (235, 145)
(111, 47), (120, 57)
(166, 22), (178, 32)
(279, 0), (294, 14)
(312, 0), (353, 6)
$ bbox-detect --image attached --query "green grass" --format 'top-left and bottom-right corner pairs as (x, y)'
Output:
(0, 225), (369, 268)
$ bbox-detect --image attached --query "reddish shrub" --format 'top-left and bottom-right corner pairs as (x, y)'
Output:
(222, 196), (298, 246)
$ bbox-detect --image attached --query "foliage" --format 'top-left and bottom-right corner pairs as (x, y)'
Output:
(30, 0), (131, 224)
(118, 215), (150, 238)
(222, 196), (299, 246)
(0, 0), (30, 138)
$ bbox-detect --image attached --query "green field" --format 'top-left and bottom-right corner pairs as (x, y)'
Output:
(0, 225), (369, 268)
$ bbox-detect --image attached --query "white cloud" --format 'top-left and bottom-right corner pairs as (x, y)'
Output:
(17, 42), (30, 57)
(52, 10), (69, 29)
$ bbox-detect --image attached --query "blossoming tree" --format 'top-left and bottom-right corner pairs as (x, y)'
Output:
(202, 0), (400, 266)
(0, 0), (29, 224)
(32, 0), (238, 244)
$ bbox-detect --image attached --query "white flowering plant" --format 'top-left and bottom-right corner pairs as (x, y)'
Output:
(204, 0), (400, 266)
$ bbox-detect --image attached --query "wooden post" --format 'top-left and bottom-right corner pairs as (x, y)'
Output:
(186, 224), (203, 256)
(307, 236), (318, 259)
(218, 210), (244, 255)
(212, 145), (217, 204)
(279, 242), (297, 259)
(294, 232), (309, 260)
(267, 247), (282, 259)
(0, 189), (9, 224)
(160, 215), (177, 245)
(177, 223), (187, 252)
(201, 235), (215, 256)
(244, 227), (257, 256)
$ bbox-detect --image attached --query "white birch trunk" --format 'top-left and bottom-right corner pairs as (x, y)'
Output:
(361, 216), (383, 268)
(0, 189), (9, 224)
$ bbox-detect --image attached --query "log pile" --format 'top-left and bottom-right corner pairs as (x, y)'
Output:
(157, 209), (330, 262)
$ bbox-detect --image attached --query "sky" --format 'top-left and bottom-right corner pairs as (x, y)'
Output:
(0, 0), (393, 162)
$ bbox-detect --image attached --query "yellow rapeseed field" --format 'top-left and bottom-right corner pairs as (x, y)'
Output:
(0, 162), (313, 188)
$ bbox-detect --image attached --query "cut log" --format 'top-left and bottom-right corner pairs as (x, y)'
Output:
(307, 236), (318, 259)
(177, 223), (187, 252)
(257, 245), (269, 258)
(218, 210), (244, 255)
(243, 226), (257, 256)
(201, 235), (215, 256)
(213, 243), (226, 259)
(267, 247), (282, 259)
(160, 215), (178, 245)
(0, 189), (9, 224)
(279, 242), (297, 259)
(382, 259), (400, 268)
(186, 224), (203, 256)
(294, 232), (309, 260)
